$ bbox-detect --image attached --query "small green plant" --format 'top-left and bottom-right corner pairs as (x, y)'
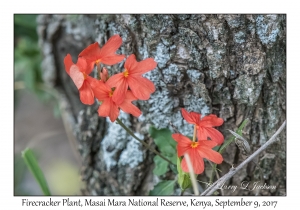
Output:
(21, 148), (51, 196)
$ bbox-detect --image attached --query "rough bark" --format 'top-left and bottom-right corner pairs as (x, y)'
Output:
(37, 14), (286, 196)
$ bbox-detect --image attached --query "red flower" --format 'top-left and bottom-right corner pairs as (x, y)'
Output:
(78, 35), (125, 72)
(90, 79), (142, 122)
(106, 54), (157, 105)
(172, 133), (223, 174)
(181, 108), (224, 145)
(64, 54), (97, 105)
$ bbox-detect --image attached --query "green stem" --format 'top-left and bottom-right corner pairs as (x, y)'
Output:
(116, 118), (175, 166)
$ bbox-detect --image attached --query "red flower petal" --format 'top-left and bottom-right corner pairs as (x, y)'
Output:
(105, 73), (123, 88)
(98, 35), (124, 59)
(181, 108), (201, 125)
(197, 127), (209, 141)
(88, 78), (110, 101)
(198, 146), (223, 164)
(64, 54), (73, 75)
(198, 140), (218, 148)
(109, 103), (120, 122)
(98, 99), (112, 117)
(106, 73), (128, 105)
(76, 57), (90, 74)
(97, 98), (120, 122)
(79, 81), (94, 105)
(198, 127), (224, 145)
(123, 90), (138, 101)
(198, 114), (224, 127)
(207, 127), (224, 145)
(127, 76), (155, 100)
(172, 133), (183, 143)
(124, 54), (138, 71)
(78, 42), (101, 72)
(79, 42), (101, 59)
(172, 134), (192, 157)
(79, 35), (125, 70)
(119, 91), (141, 117)
(130, 57), (157, 75)
(181, 150), (204, 174)
(70, 65), (84, 89)
(100, 55), (125, 66)
(64, 54), (90, 78)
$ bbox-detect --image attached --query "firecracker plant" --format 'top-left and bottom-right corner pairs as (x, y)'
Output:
(63, 34), (230, 195)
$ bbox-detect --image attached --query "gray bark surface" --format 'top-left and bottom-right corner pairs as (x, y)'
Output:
(37, 14), (286, 195)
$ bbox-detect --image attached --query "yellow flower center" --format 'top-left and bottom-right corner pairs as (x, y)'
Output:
(95, 59), (101, 65)
(109, 88), (115, 97)
(190, 142), (199, 148)
(83, 73), (87, 79)
(109, 91), (114, 97)
(123, 69), (129, 78)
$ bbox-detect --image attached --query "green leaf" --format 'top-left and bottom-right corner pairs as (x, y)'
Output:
(14, 15), (37, 30)
(14, 15), (38, 40)
(149, 126), (177, 164)
(177, 157), (183, 177)
(170, 163), (178, 174)
(149, 180), (176, 196)
(177, 157), (191, 190)
(169, 154), (177, 165)
(153, 156), (169, 176)
(149, 127), (176, 148)
(149, 126), (178, 177)
(22, 148), (51, 195)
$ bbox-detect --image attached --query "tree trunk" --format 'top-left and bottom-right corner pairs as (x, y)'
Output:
(37, 14), (286, 196)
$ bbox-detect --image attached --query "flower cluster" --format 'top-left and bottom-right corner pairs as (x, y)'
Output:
(172, 109), (224, 174)
(64, 35), (157, 122)
(63, 34), (224, 177)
